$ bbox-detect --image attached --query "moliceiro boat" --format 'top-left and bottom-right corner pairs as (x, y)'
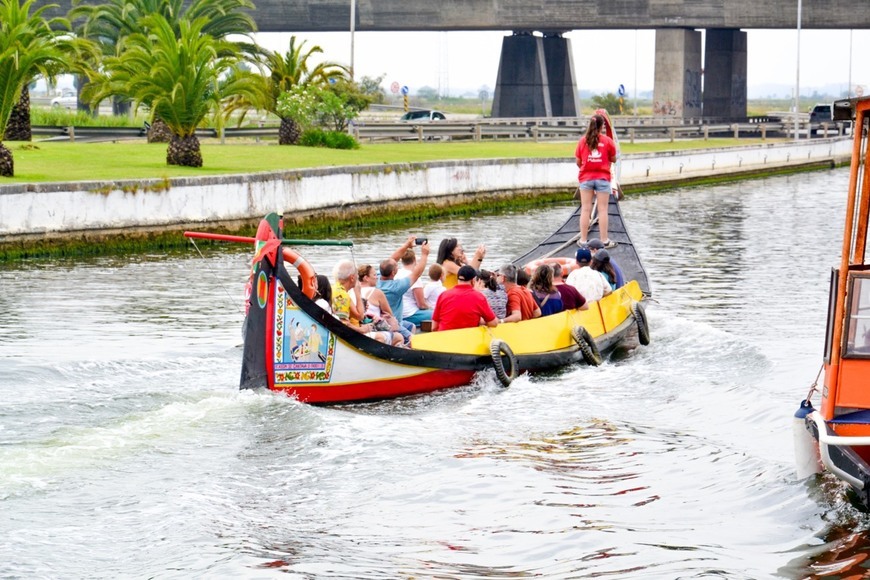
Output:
(184, 194), (651, 404)
(795, 96), (870, 508)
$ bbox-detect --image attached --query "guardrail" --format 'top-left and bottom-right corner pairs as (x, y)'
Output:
(32, 117), (849, 144)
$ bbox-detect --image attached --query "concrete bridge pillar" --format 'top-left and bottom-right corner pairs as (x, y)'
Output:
(653, 29), (702, 119)
(492, 32), (579, 118)
(703, 29), (748, 120)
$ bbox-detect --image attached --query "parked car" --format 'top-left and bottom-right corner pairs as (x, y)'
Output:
(809, 103), (833, 135)
(51, 94), (78, 109)
(400, 110), (446, 122)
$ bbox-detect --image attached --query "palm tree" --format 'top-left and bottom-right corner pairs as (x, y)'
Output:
(89, 13), (262, 167)
(4, 85), (31, 142)
(0, 0), (77, 177)
(258, 36), (347, 145)
(70, 0), (258, 139)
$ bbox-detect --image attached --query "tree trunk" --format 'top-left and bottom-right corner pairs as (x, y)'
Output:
(112, 96), (131, 117)
(147, 116), (173, 143)
(4, 85), (32, 142)
(278, 116), (301, 145)
(75, 74), (95, 117)
(167, 134), (202, 167)
(0, 143), (14, 177)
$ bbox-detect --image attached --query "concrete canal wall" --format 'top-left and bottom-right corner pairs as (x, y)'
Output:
(0, 137), (853, 241)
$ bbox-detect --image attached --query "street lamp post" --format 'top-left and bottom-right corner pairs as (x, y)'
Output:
(349, 0), (356, 80)
(794, 0), (801, 141)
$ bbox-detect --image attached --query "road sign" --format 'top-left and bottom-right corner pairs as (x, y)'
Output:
(401, 85), (409, 96)
(390, 81), (400, 94)
(618, 84), (625, 97)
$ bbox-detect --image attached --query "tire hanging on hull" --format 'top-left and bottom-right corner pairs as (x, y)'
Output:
(572, 325), (602, 366)
(632, 302), (651, 346)
(490, 339), (518, 387)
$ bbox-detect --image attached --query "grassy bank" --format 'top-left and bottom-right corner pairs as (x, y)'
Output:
(1, 138), (784, 184)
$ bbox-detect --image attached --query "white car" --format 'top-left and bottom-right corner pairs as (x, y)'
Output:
(400, 110), (446, 122)
(51, 94), (77, 109)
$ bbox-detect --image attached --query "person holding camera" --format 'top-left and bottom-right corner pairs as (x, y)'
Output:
(377, 236), (431, 342)
(435, 237), (487, 290)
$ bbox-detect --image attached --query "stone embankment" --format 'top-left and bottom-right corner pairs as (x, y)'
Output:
(0, 137), (852, 243)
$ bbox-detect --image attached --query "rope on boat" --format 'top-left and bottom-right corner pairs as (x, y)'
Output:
(187, 238), (247, 315)
(537, 199), (600, 261)
(805, 363), (824, 402)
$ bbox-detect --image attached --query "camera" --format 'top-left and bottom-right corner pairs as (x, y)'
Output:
(415, 237), (428, 245)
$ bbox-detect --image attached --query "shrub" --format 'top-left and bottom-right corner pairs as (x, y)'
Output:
(298, 129), (358, 150)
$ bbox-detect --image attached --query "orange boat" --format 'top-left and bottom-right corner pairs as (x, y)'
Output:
(795, 96), (870, 506)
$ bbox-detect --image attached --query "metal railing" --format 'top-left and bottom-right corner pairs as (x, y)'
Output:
(31, 116), (849, 144)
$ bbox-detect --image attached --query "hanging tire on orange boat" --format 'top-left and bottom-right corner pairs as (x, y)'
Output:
(282, 248), (318, 299)
(572, 325), (602, 366)
(523, 256), (579, 277)
(490, 339), (518, 387)
(632, 302), (651, 346)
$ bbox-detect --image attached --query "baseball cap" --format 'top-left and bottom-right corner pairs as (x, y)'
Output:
(457, 265), (478, 282)
(587, 238), (605, 250)
(594, 249), (610, 262)
(575, 248), (592, 264)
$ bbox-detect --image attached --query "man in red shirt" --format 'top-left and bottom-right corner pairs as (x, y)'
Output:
(498, 264), (541, 323)
(431, 265), (498, 331)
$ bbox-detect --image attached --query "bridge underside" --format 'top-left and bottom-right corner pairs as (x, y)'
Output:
(494, 28), (748, 120)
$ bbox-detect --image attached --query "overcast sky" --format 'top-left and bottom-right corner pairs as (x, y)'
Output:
(255, 28), (869, 100)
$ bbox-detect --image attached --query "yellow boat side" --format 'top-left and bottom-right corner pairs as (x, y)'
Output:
(411, 281), (643, 355)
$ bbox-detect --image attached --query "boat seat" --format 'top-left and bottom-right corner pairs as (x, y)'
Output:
(830, 410), (870, 424)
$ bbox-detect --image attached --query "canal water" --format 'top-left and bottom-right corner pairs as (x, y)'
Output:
(2, 167), (869, 578)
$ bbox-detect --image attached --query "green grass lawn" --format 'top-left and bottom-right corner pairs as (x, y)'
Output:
(1, 137), (785, 184)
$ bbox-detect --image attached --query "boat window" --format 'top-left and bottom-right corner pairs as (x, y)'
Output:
(843, 273), (870, 357)
(824, 268), (838, 363)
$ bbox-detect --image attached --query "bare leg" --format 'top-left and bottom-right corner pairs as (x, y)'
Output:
(579, 188), (594, 242)
(597, 191), (610, 242)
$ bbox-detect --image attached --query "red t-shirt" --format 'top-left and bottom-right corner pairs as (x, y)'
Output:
(575, 134), (617, 182)
(505, 285), (538, 320)
(432, 285), (496, 331)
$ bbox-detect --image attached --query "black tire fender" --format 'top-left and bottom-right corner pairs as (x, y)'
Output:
(571, 325), (603, 366)
(632, 302), (651, 346)
(490, 339), (518, 387)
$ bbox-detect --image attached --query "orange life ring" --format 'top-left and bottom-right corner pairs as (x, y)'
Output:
(282, 248), (318, 300)
(523, 256), (578, 277)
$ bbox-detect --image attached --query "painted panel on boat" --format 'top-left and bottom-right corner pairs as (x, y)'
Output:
(834, 359), (870, 409)
(272, 283), (337, 384)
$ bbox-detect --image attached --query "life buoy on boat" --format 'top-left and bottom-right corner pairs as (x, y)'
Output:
(282, 248), (318, 299)
(632, 302), (651, 346)
(571, 325), (602, 366)
(490, 339), (518, 387)
(523, 256), (579, 277)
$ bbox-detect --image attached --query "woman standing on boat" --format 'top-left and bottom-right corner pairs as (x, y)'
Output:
(436, 237), (486, 289)
(575, 114), (618, 249)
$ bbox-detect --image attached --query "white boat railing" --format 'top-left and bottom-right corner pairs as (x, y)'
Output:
(808, 411), (870, 489)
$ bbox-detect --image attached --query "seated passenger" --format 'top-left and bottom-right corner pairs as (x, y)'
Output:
(423, 263), (446, 307)
(588, 239), (625, 287)
(396, 248), (433, 328)
(378, 236), (431, 344)
(529, 264), (564, 316)
(476, 269), (507, 319)
(331, 259), (388, 343)
(551, 263), (588, 311)
(566, 248), (612, 303)
(436, 237), (486, 289)
(498, 263), (541, 323)
(431, 266), (497, 331)
(357, 264), (404, 347)
(591, 249), (618, 290)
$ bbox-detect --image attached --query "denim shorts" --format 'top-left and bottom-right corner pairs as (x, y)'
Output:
(578, 179), (612, 193)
